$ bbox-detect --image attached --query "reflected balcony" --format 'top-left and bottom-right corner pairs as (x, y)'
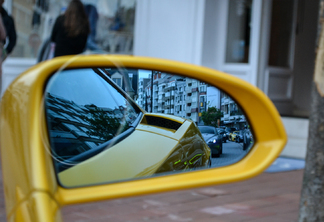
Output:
(185, 86), (192, 93)
(164, 82), (176, 91)
(191, 108), (198, 113)
(185, 97), (192, 103)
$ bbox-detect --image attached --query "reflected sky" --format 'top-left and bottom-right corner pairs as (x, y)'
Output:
(139, 69), (151, 79)
(46, 68), (127, 109)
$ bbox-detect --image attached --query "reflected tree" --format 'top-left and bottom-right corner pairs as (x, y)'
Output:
(201, 107), (223, 127)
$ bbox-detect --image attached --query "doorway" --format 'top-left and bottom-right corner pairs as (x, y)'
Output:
(258, 0), (317, 117)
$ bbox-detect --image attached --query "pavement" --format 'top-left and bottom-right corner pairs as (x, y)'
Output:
(0, 163), (304, 222)
(265, 157), (305, 173)
(61, 169), (304, 222)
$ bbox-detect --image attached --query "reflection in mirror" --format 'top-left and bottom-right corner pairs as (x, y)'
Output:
(44, 68), (254, 188)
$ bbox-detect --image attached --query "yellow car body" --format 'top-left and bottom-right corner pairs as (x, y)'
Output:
(58, 113), (211, 187)
(0, 55), (287, 222)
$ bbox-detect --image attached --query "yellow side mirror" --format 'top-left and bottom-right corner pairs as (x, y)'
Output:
(0, 55), (286, 221)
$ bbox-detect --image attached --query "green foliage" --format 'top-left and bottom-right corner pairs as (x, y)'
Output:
(201, 107), (223, 127)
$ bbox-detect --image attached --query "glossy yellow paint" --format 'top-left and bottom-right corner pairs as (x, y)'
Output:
(58, 117), (210, 187)
(0, 55), (287, 221)
(58, 129), (178, 186)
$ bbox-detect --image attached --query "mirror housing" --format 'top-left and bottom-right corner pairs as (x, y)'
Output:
(0, 55), (286, 220)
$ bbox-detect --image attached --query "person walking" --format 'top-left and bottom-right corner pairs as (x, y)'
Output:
(0, 15), (6, 95)
(0, 0), (16, 60)
(50, 0), (90, 57)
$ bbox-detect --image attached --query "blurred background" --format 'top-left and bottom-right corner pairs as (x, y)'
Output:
(1, 0), (318, 160)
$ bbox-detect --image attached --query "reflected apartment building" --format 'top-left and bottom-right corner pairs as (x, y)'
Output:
(137, 72), (246, 128)
(137, 77), (151, 112)
(138, 72), (198, 121)
(220, 92), (246, 129)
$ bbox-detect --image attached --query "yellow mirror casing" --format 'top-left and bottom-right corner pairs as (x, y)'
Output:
(0, 55), (287, 221)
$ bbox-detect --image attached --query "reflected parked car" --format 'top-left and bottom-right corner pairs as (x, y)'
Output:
(229, 130), (240, 142)
(235, 130), (245, 143)
(216, 128), (227, 143)
(198, 126), (223, 157)
(225, 127), (237, 141)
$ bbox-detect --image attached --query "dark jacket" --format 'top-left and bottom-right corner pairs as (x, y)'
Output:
(1, 7), (16, 54)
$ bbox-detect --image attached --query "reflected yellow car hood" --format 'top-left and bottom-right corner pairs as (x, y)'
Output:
(59, 114), (210, 187)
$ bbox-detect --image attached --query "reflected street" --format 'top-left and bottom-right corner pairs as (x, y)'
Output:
(211, 141), (251, 168)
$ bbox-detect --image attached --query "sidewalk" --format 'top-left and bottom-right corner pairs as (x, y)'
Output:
(62, 170), (304, 222)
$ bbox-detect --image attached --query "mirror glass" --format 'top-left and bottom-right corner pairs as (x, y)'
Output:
(44, 67), (254, 188)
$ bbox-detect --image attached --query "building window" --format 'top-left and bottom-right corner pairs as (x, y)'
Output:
(225, 0), (252, 63)
(225, 105), (229, 114)
(112, 78), (122, 87)
(268, 0), (295, 68)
